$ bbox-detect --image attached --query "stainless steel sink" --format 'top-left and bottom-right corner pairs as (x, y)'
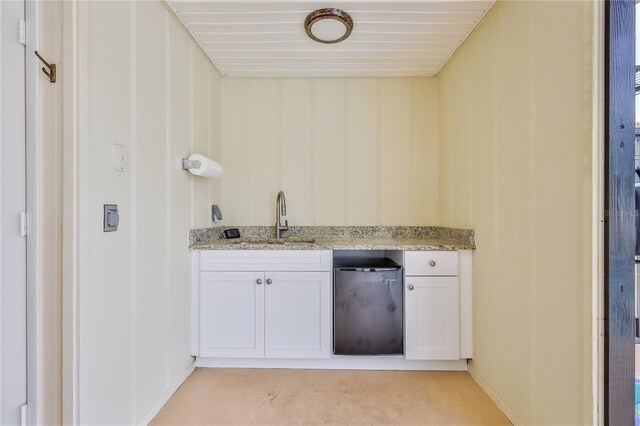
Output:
(228, 237), (315, 245)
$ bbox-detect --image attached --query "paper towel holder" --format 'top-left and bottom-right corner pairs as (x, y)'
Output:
(181, 154), (224, 179)
(182, 158), (202, 170)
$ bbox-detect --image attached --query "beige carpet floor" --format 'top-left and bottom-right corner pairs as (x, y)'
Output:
(151, 368), (511, 425)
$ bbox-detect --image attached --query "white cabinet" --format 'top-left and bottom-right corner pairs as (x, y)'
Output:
(405, 276), (459, 360)
(200, 271), (265, 358)
(195, 251), (332, 359)
(194, 249), (472, 366)
(265, 272), (331, 358)
(404, 251), (462, 361)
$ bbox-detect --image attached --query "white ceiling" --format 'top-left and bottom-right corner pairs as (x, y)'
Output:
(166, 1), (495, 77)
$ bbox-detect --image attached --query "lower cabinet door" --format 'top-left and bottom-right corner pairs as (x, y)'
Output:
(405, 276), (460, 360)
(264, 271), (331, 358)
(200, 271), (265, 358)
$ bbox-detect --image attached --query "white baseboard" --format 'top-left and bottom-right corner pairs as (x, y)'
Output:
(137, 361), (196, 426)
(468, 363), (522, 425)
(196, 356), (468, 371)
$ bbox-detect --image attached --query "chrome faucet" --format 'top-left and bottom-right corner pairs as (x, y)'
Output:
(275, 191), (288, 238)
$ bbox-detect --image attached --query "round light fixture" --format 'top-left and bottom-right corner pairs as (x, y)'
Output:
(304, 8), (353, 44)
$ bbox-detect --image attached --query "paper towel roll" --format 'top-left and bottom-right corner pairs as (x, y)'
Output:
(186, 154), (224, 178)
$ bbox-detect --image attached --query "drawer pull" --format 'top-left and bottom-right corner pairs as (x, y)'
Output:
(407, 284), (415, 291)
(256, 279), (262, 285)
(266, 279), (273, 285)
(429, 260), (436, 267)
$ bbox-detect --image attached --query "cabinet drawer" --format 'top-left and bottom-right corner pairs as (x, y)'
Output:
(200, 250), (332, 272)
(404, 251), (458, 276)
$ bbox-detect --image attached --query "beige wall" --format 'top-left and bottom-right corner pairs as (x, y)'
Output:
(76, 1), (221, 424)
(60, 0), (599, 424)
(221, 77), (439, 226)
(437, 1), (595, 424)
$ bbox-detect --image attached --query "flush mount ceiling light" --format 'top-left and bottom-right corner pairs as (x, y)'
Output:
(304, 8), (353, 44)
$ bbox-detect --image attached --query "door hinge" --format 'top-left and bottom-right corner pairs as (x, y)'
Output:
(19, 19), (26, 46)
(20, 211), (27, 237)
(20, 404), (27, 426)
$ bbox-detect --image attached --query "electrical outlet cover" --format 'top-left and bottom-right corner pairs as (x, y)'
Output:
(103, 204), (119, 232)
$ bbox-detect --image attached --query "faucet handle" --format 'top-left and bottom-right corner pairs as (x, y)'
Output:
(284, 219), (288, 228)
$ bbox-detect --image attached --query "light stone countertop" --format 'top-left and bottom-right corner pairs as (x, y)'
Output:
(190, 234), (475, 251)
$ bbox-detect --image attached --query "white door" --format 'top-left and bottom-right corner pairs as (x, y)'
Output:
(265, 271), (331, 358)
(405, 277), (459, 360)
(200, 271), (265, 358)
(0, 0), (28, 424)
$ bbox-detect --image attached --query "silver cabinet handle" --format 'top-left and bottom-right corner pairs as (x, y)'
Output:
(429, 260), (436, 267)
(407, 284), (415, 291)
(266, 279), (273, 285)
(256, 279), (262, 285)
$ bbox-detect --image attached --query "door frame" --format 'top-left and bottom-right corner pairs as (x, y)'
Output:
(61, 1), (81, 423)
(604, 0), (636, 424)
(25, 0), (41, 424)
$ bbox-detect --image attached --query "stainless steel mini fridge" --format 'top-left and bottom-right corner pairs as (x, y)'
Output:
(334, 258), (403, 355)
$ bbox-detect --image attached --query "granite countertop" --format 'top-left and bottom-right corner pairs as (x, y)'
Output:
(190, 236), (473, 251)
(189, 226), (475, 251)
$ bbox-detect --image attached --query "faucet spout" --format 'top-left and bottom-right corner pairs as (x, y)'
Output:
(279, 191), (286, 215)
(275, 191), (289, 239)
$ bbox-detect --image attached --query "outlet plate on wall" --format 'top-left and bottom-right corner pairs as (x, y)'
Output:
(103, 204), (119, 232)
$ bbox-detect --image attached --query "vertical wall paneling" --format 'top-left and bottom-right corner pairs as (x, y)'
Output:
(133, 2), (170, 420)
(192, 48), (210, 228)
(209, 70), (222, 208)
(78, 1), (222, 423)
(189, 45), (195, 228)
(163, 12), (172, 393)
(281, 80), (315, 225)
(312, 79), (345, 225)
(129, 4), (138, 423)
(71, 2), (601, 425)
(409, 79), (438, 224)
(207, 74), (212, 219)
(76, 2), (89, 423)
(248, 79), (280, 224)
(437, 1), (594, 424)
(494, 3), (533, 417)
(221, 79), (250, 224)
(378, 79), (411, 225)
(346, 79), (379, 225)
(222, 77), (438, 226)
(168, 8), (192, 387)
(80, 1), (133, 423)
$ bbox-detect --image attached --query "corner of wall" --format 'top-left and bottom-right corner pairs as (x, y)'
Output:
(435, 0), (597, 424)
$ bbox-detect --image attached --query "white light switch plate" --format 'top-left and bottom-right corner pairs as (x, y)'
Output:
(112, 144), (126, 171)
